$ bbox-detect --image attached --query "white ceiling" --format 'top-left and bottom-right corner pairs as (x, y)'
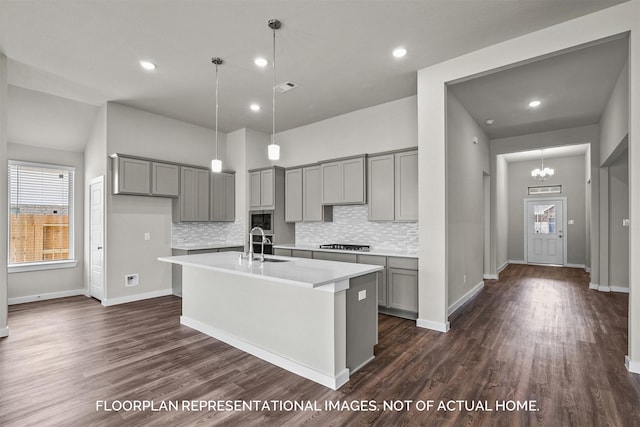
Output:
(0, 0), (627, 147)
(449, 36), (629, 140)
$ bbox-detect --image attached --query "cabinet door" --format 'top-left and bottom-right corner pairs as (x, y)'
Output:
(368, 154), (395, 221)
(303, 166), (323, 221)
(388, 267), (418, 312)
(313, 251), (357, 263)
(118, 157), (150, 194)
(224, 173), (235, 221)
(342, 157), (366, 204)
(195, 169), (210, 221)
(180, 167), (197, 221)
(285, 168), (303, 223)
(249, 171), (262, 209)
(211, 172), (234, 222)
(151, 162), (179, 196)
(321, 161), (342, 204)
(260, 169), (275, 209)
(395, 150), (418, 221)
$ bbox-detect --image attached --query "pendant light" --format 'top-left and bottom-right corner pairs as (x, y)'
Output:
(531, 149), (554, 181)
(211, 57), (223, 173)
(267, 18), (281, 161)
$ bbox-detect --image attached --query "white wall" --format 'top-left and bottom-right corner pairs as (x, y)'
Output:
(507, 155), (586, 265)
(0, 55), (8, 336)
(600, 61), (629, 165)
(446, 92), (490, 308)
(609, 148), (629, 290)
(7, 143), (85, 302)
(276, 96), (417, 167)
(103, 102), (229, 303)
(495, 155), (509, 271)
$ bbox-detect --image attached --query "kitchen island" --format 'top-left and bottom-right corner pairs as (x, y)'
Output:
(158, 252), (383, 389)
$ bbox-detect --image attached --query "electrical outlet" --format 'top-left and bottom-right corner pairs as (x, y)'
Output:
(358, 290), (366, 301)
(125, 274), (139, 286)
(463, 274), (467, 283)
(623, 219), (630, 227)
(144, 233), (151, 241)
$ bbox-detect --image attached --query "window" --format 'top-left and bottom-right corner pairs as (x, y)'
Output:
(8, 161), (76, 271)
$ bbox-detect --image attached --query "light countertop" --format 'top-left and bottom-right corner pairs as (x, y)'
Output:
(171, 242), (244, 251)
(272, 243), (418, 259)
(158, 251), (383, 289)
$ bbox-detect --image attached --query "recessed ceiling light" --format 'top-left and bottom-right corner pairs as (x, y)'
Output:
(139, 60), (157, 71)
(528, 100), (541, 108)
(254, 57), (268, 67)
(392, 47), (407, 58)
(485, 119), (494, 126)
(250, 103), (261, 112)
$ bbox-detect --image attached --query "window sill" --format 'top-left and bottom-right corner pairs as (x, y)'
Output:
(8, 260), (79, 274)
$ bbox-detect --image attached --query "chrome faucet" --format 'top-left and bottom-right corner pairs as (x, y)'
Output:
(249, 226), (268, 262)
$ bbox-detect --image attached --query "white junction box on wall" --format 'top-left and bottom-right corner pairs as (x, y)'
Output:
(126, 274), (139, 286)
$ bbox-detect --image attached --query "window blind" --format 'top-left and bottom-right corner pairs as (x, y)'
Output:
(8, 161), (75, 264)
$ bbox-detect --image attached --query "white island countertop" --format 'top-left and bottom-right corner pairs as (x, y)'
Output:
(158, 251), (383, 290)
(171, 242), (244, 251)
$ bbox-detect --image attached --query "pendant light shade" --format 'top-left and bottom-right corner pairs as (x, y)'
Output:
(267, 18), (282, 161)
(211, 57), (223, 172)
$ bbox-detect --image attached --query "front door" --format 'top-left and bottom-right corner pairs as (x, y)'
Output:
(89, 177), (104, 300)
(526, 199), (564, 265)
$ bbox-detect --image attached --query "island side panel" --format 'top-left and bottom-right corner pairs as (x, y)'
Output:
(181, 266), (348, 382)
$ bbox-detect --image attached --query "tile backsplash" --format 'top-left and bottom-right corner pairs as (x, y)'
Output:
(295, 205), (418, 251)
(172, 219), (245, 246)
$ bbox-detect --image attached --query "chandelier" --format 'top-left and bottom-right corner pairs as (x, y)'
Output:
(211, 57), (223, 173)
(531, 149), (554, 181)
(267, 18), (281, 161)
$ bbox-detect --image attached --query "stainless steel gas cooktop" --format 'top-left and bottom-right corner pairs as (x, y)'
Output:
(318, 244), (370, 252)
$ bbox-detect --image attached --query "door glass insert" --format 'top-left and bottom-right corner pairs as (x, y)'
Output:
(533, 204), (556, 234)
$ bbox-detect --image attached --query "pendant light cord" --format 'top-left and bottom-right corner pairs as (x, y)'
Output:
(215, 62), (219, 159)
(272, 26), (276, 145)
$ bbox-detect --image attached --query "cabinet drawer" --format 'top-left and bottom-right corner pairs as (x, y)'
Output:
(274, 248), (292, 257)
(217, 246), (244, 252)
(313, 251), (357, 263)
(388, 256), (418, 270)
(357, 254), (387, 266)
(187, 248), (219, 255)
(292, 249), (312, 259)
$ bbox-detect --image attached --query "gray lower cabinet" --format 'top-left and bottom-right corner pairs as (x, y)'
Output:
(273, 248), (292, 257)
(387, 267), (418, 313)
(312, 251), (357, 263)
(210, 172), (235, 222)
(151, 162), (179, 197)
(292, 249), (312, 259)
(174, 167), (209, 222)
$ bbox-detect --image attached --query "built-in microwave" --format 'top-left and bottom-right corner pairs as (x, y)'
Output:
(250, 211), (273, 233)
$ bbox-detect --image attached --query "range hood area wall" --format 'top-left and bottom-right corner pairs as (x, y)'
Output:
(172, 220), (244, 247)
(296, 205), (418, 252)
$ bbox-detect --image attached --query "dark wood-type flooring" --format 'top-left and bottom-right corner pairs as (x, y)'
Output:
(1, 264), (639, 426)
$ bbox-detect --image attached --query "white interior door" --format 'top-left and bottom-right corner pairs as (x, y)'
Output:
(526, 199), (564, 265)
(89, 177), (104, 300)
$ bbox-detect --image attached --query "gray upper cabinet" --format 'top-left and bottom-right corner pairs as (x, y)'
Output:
(321, 156), (366, 205)
(395, 150), (418, 221)
(210, 172), (235, 222)
(151, 162), (179, 197)
(249, 168), (276, 210)
(174, 167), (209, 222)
(285, 168), (303, 223)
(303, 165), (332, 222)
(112, 157), (151, 195)
(367, 154), (395, 221)
(368, 149), (418, 222)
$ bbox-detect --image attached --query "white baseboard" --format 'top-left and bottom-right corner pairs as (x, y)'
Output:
(497, 261), (509, 273)
(566, 263), (586, 269)
(589, 283), (599, 290)
(585, 267), (591, 273)
(181, 315), (350, 390)
(0, 326), (8, 338)
(416, 318), (450, 333)
(598, 286), (611, 293)
(508, 259), (526, 265)
(610, 286), (630, 294)
(101, 289), (173, 306)
(626, 356), (640, 374)
(448, 281), (484, 316)
(483, 274), (498, 280)
(8, 289), (88, 305)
